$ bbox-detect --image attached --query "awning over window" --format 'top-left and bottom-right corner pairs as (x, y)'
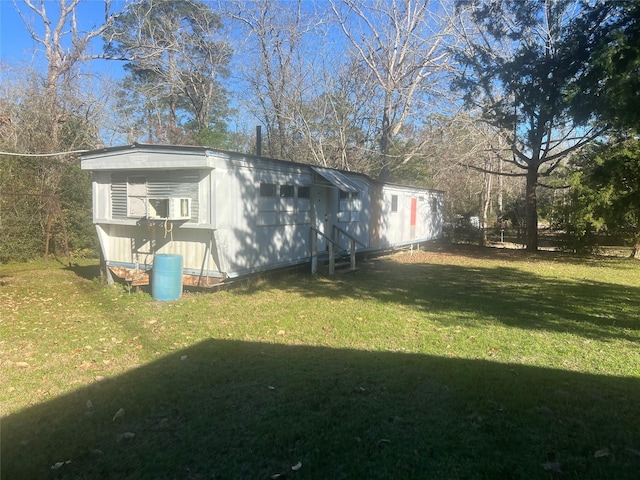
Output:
(311, 167), (361, 193)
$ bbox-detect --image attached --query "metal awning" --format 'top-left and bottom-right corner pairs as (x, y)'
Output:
(311, 167), (361, 193)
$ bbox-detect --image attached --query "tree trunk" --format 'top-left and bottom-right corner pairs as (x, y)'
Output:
(45, 75), (61, 147)
(497, 157), (504, 221)
(481, 156), (493, 246)
(379, 101), (392, 182)
(44, 206), (55, 263)
(525, 165), (539, 251)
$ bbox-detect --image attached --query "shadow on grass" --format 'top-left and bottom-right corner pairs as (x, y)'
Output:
(433, 244), (638, 267)
(3, 340), (640, 479)
(250, 252), (640, 342)
(65, 264), (102, 282)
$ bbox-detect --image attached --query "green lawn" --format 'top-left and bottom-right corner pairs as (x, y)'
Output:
(2, 246), (639, 479)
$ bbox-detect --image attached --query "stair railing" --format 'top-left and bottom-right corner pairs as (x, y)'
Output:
(310, 226), (339, 274)
(332, 224), (366, 271)
(310, 225), (366, 275)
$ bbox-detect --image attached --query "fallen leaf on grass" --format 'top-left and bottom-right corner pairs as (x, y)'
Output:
(80, 361), (96, 370)
(50, 460), (71, 470)
(291, 461), (302, 471)
(594, 448), (610, 458)
(112, 408), (125, 421)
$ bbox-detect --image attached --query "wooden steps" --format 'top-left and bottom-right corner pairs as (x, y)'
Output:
(316, 253), (359, 275)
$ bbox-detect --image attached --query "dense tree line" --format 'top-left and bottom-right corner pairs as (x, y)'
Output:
(0, 0), (638, 262)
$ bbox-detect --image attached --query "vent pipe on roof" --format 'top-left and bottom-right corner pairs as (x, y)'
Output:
(256, 125), (262, 157)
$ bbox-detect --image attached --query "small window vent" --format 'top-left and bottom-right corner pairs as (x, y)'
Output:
(169, 197), (191, 220)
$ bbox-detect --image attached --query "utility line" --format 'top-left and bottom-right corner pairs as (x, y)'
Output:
(0, 149), (90, 157)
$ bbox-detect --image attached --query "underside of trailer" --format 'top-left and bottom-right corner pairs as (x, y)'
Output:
(94, 219), (442, 289)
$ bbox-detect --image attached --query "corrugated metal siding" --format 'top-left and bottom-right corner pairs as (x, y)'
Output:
(103, 224), (219, 274)
(111, 171), (200, 221)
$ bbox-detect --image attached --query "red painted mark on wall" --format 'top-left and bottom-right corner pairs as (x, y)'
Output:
(410, 198), (417, 226)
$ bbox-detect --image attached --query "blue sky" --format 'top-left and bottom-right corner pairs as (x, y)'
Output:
(0, 0), (127, 75)
(1, 0), (39, 65)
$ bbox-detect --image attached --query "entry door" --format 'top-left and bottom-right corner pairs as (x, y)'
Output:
(312, 186), (329, 251)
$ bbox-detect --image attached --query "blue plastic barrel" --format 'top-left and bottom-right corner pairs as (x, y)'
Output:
(151, 254), (183, 301)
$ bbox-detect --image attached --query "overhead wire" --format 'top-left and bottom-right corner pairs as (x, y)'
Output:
(0, 149), (90, 158)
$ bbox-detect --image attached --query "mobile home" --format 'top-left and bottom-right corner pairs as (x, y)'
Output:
(81, 144), (443, 287)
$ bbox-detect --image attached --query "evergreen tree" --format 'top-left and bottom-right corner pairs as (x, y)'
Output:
(562, 139), (640, 257)
(453, 0), (602, 251)
(104, 0), (232, 145)
(568, 0), (640, 133)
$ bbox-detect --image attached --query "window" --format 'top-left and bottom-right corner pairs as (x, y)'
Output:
(258, 182), (311, 226)
(338, 190), (361, 223)
(280, 184), (295, 198)
(260, 183), (276, 197)
(297, 186), (310, 198)
(112, 172), (198, 221)
(148, 198), (168, 218)
(391, 195), (398, 213)
(351, 192), (361, 221)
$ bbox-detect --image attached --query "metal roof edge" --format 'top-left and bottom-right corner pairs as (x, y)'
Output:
(81, 143), (444, 193)
(80, 143), (210, 159)
(311, 166), (362, 192)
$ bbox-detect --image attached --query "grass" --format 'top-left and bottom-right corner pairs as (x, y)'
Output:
(1, 246), (640, 479)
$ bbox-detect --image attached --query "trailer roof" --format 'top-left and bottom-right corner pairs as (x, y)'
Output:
(81, 143), (443, 194)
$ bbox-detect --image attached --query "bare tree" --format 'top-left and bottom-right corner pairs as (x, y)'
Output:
(392, 111), (524, 236)
(16, 0), (126, 147)
(330, 0), (454, 181)
(3, 0), (126, 262)
(222, 0), (324, 159)
(289, 52), (381, 171)
(0, 65), (112, 261)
